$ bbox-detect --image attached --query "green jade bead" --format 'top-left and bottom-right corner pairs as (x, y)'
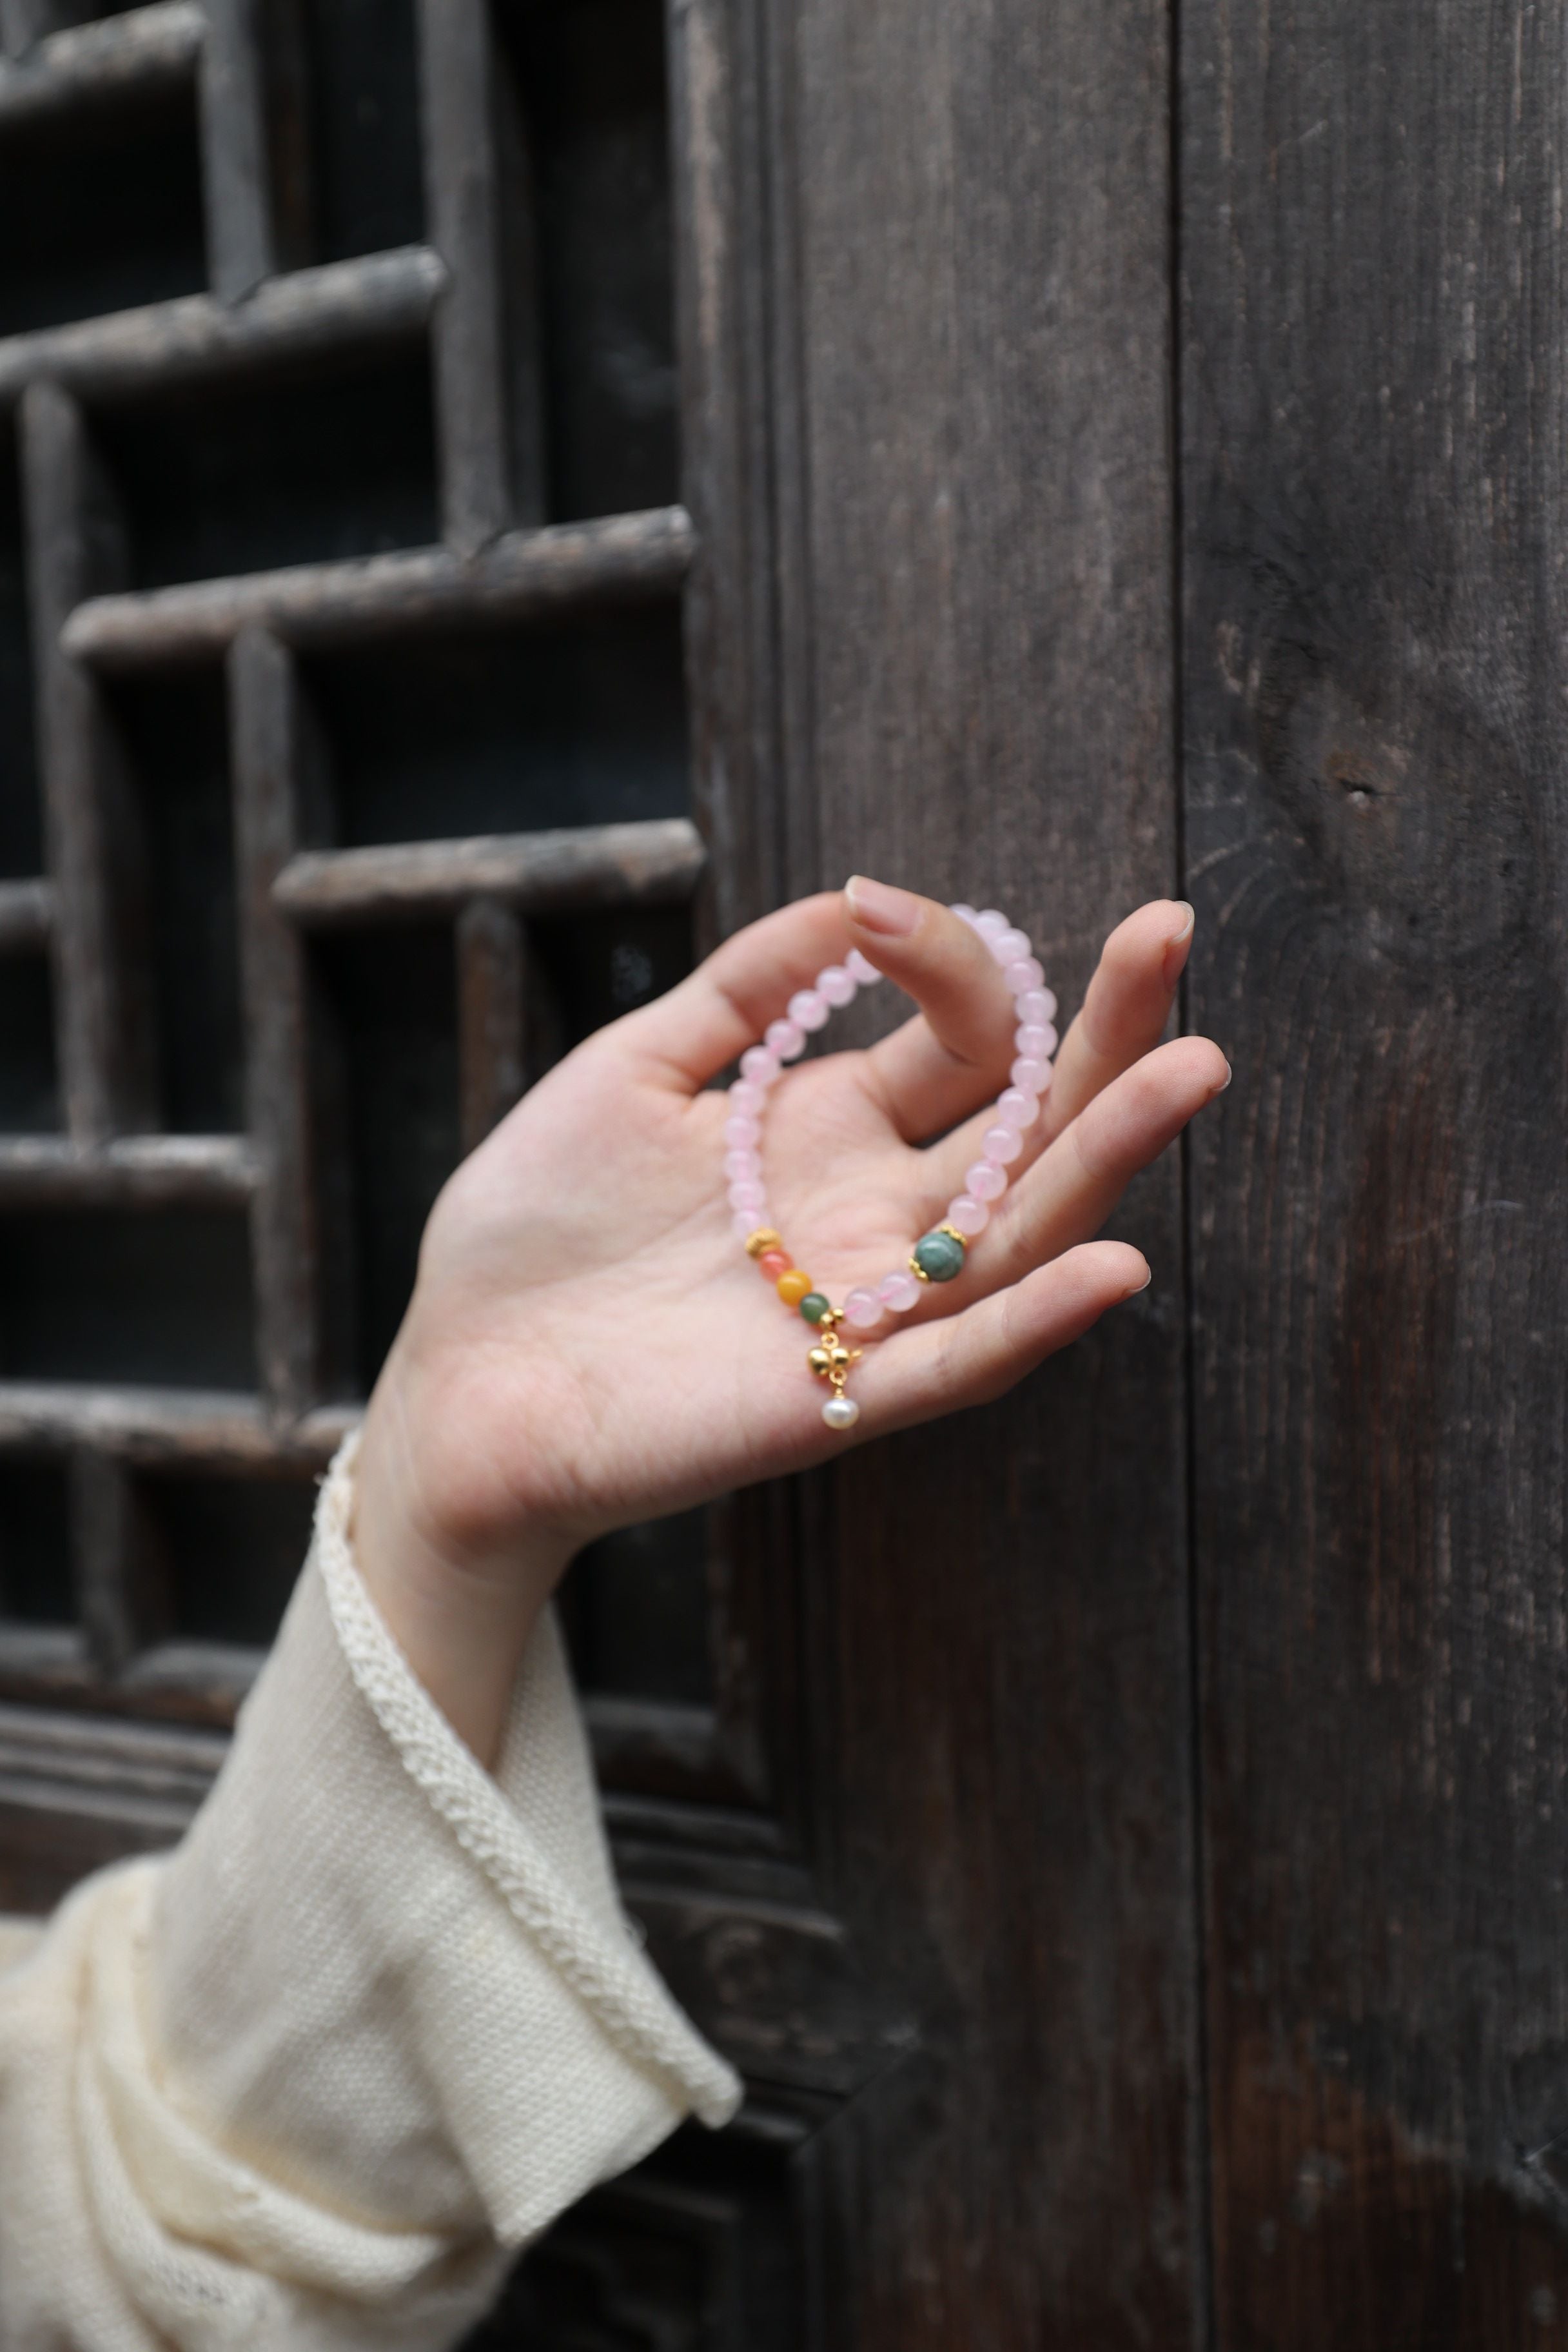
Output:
(912, 1228), (966, 1283)
(799, 1291), (833, 1324)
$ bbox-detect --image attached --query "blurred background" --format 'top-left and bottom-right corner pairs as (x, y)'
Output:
(1, 0), (1565, 2346)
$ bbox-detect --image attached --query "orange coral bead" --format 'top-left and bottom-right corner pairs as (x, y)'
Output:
(776, 1269), (812, 1308)
(759, 1250), (791, 1280)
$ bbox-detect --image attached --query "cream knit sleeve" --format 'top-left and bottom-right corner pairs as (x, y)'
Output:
(0, 1435), (742, 2349)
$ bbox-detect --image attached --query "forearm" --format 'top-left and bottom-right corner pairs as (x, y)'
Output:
(0, 1442), (738, 2347)
(352, 1346), (573, 1770)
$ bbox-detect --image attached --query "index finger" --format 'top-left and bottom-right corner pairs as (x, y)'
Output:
(618, 892), (852, 1092)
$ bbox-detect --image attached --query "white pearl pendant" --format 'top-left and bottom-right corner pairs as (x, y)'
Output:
(822, 1394), (860, 1431)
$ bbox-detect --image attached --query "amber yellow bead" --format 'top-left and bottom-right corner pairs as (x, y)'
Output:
(776, 1269), (813, 1308)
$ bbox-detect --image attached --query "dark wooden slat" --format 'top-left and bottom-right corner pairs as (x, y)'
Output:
(67, 1448), (143, 1676)
(1181, 3), (1568, 2340)
(624, 1881), (915, 2101)
(19, 381), (157, 1143)
(229, 629), (328, 1416)
(416, 0), (544, 549)
(0, 0), (201, 126)
(0, 1698), (225, 1810)
(0, 1135), (257, 1205)
(456, 896), (525, 1153)
(0, 0), (39, 61)
(0, 247), (443, 408)
(753, 0), (1196, 2335)
(275, 817), (704, 931)
(0, 1632), (264, 1730)
(0, 1701), (227, 1908)
(62, 505), (695, 672)
(668, 0), (778, 957)
(583, 1696), (744, 1808)
(197, 0), (273, 303)
(0, 1383), (353, 1468)
(0, 877), (53, 955)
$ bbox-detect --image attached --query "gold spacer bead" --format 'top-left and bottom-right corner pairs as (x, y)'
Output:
(745, 1228), (783, 1259)
(938, 1224), (968, 1248)
(908, 1256), (932, 1282)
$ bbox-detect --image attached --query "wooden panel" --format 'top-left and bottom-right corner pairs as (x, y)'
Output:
(1181, 3), (1568, 2343)
(755, 0), (1200, 2339)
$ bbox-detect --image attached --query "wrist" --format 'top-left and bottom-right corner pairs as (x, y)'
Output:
(349, 1348), (574, 1769)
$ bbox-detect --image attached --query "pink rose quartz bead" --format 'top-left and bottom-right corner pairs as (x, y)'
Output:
(948, 903), (979, 925)
(975, 909), (1009, 942)
(723, 1113), (761, 1148)
(1014, 1023), (1055, 1061)
(729, 1080), (766, 1117)
(728, 1179), (767, 1212)
(843, 1286), (883, 1329)
(766, 1017), (807, 1061)
(996, 1088), (1039, 1131)
(740, 1044), (781, 1086)
(982, 1124), (1024, 1164)
(723, 1148), (762, 1181)
(1015, 988), (1056, 1027)
(788, 988), (830, 1032)
(846, 946), (884, 985)
(1011, 1055), (1052, 1095)
(989, 927), (1032, 966)
(1004, 957), (1046, 995)
(816, 964), (856, 1007)
(966, 1160), (1008, 1201)
(732, 1210), (762, 1240)
(877, 1269), (923, 1313)
(946, 1193), (989, 1237)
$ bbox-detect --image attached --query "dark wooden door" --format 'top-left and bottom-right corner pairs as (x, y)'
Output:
(0, 1), (1564, 2346)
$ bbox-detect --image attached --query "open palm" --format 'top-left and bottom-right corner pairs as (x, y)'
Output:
(357, 883), (1228, 1645)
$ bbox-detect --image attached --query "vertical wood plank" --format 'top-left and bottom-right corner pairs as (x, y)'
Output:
(68, 1450), (166, 1678)
(417, 0), (545, 551)
(1182, 1), (1568, 2339)
(668, 0), (783, 950)
(19, 382), (157, 1144)
(754, 0), (1199, 2338)
(456, 895), (525, 1154)
(199, 0), (279, 304)
(229, 625), (331, 1417)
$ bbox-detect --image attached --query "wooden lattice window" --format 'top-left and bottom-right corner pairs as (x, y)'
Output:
(0, 4), (832, 2338)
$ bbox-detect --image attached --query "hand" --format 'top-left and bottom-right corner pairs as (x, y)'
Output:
(353, 881), (1228, 1762)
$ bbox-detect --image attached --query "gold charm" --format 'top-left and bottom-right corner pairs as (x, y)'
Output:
(807, 1305), (862, 1431)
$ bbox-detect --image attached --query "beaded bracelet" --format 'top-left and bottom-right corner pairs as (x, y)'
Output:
(723, 905), (1059, 1430)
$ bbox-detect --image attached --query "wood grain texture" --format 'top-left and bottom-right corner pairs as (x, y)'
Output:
(0, 1), (201, 129)
(0, 247), (444, 409)
(0, 1134), (257, 1205)
(229, 629), (333, 1416)
(0, 1382), (352, 1467)
(198, 0), (275, 302)
(0, 877), (53, 954)
(19, 382), (157, 1142)
(750, 0), (1200, 2338)
(63, 504), (695, 671)
(275, 816), (705, 928)
(456, 896), (525, 1153)
(1181, 1), (1568, 2340)
(417, 0), (543, 547)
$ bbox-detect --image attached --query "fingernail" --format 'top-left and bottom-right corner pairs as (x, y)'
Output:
(845, 875), (921, 937)
(1130, 1266), (1153, 1295)
(1215, 1059), (1233, 1093)
(1162, 903), (1196, 989)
